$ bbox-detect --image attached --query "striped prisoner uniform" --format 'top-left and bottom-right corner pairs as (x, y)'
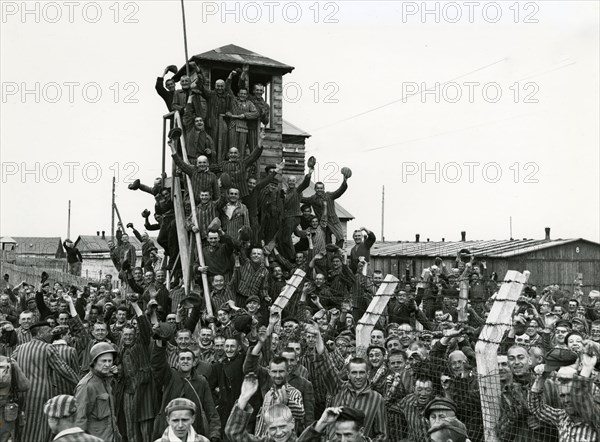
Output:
(315, 349), (387, 442)
(237, 261), (270, 305)
(115, 314), (158, 442)
(172, 154), (220, 201)
(52, 340), (79, 395)
(213, 142), (264, 198)
(13, 338), (80, 442)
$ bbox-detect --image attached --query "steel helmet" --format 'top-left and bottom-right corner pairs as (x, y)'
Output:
(89, 342), (117, 367)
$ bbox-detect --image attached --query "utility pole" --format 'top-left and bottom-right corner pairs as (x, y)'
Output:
(111, 176), (116, 239)
(509, 216), (513, 240)
(67, 200), (71, 238)
(181, 0), (190, 76)
(381, 185), (385, 241)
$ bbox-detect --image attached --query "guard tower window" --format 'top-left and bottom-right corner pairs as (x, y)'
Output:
(210, 68), (274, 130)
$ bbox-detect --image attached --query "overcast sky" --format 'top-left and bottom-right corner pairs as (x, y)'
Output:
(1, 1), (598, 243)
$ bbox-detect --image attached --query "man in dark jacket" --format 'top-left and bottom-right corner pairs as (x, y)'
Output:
(151, 333), (221, 441)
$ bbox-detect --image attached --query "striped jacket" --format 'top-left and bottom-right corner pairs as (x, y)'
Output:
(238, 261), (270, 301)
(315, 349), (387, 442)
(173, 153), (220, 199)
(13, 339), (80, 442)
(115, 314), (158, 423)
(52, 340), (79, 395)
(283, 173), (312, 218)
(213, 142), (264, 198)
(220, 202), (250, 238)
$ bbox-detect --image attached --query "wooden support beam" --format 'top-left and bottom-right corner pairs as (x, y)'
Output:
(174, 112), (213, 318)
(475, 270), (530, 442)
(172, 176), (191, 295)
(355, 274), (400, 358)
(271, 269), (306, 313)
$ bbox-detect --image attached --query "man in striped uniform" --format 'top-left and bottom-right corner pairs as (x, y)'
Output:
(220, 188), (250, 239)
(237, 248), (270, 307)
(214, 141), (264, 198)
(171, 147), (220, 199)
(14, 311), (33, 347)
(50, 325), (79, 396)
(13, 322), (80, 442)
(308, 324), (387, 441)
(115, 301), (158, 442)
(44, 394), (103, 442)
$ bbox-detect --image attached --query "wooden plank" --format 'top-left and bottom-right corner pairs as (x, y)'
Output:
(355, 274), (400, 358)
(475, 270), (530, 442)
(174, 112), (214, 317)
(271, 269), (306, 313)
(172, 177), (191, 295)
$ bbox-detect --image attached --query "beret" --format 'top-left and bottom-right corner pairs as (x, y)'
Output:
(544, 348), (578, 373)
(423, 397), (457, 418)
(165, 398), (196, 416)
(234, 314), (253, 334)
(337, 407), (365, 426)
(44, 395), (78, 418)
(427, 417), (468, 438)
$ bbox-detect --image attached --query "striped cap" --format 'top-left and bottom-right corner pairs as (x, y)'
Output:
(43, 395), (78, 418)
(165, 398), (196, 416)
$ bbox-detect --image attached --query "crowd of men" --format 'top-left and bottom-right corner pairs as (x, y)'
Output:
(1, 62), (600, 442)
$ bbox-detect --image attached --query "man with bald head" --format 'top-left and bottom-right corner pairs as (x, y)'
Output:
(215, 134), (264, 198)
(171, 135), (220, 201)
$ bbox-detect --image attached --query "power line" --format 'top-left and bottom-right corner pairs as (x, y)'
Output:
(310, 58), (507, 132)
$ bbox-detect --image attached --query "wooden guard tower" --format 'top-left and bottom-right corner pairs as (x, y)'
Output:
(177, 44), (309, 176)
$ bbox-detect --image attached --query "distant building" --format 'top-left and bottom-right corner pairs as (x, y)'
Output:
(74, 233), (162, 280)
(9, 237), (65, 258)
(366, 229), (600, 291)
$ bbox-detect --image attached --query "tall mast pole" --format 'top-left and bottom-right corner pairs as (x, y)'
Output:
(67, 200), (71, 238)
(111, 176), (116, 239)
(381, 185), (385, 241)
(181, 0), (190, 76)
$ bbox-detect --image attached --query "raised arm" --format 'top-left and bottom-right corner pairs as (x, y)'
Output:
(328, 176), (348, 200)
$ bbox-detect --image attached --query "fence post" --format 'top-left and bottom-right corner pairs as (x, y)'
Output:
(475, 270), (530, 442)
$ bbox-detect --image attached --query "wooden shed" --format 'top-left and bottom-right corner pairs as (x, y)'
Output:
(366, 232), (600, 292)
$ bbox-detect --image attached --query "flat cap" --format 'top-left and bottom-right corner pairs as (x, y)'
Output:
(544, 348), (578, 373)
(246, 295), (260, 305)
(554, 320), (572, 329)
(423, 397), (457, 418)
(165, 398), (196, 416)
(337, 407), (365, 426)
(43, 395), (78, 418)
(427, 417), (468, 438)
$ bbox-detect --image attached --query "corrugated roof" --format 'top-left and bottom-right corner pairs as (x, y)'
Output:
(10, 237), (64, 256)
(303, 183), (354, 220)
(75, 235), (162, 253)
(367, 238), (599, 258)
(282, 120), (311, 138)
(191, 44), (294, 74)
